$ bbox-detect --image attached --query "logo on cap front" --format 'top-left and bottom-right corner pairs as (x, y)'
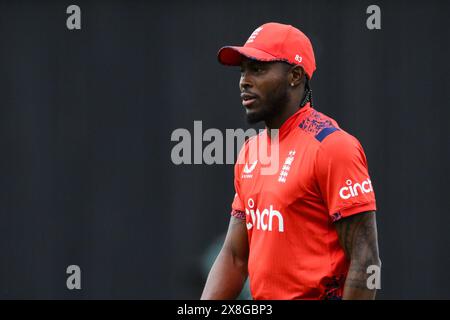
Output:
(246, 27), (264, 44)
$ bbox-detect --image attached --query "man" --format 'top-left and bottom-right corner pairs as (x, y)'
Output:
(201, 22), (381, 300)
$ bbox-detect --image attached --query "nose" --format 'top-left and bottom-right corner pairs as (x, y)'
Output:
(239, 71), (253, 92)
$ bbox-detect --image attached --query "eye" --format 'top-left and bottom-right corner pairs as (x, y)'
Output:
(252, 65), (264, 73)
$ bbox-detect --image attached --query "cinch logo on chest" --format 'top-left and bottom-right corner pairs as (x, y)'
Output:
(245, 198), (284, 232)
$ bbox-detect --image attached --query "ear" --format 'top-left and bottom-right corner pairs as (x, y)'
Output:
(288, 65), (305, 87)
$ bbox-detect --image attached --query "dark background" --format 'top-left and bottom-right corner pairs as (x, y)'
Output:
(0, 0), (449, 299)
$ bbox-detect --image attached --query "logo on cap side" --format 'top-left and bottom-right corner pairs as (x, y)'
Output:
(246, 27), (264, 44)
(295, 54), (303, 63)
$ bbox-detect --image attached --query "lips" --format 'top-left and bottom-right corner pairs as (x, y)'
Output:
(241, 92), (258, 107)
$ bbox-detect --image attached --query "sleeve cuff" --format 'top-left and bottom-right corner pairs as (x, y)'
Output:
(332, 202), (377, 221)
(231, 209), (246, 220)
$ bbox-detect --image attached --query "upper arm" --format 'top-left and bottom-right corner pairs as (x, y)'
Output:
(314, 131), (377, 220)
(334, 211), (380, 263)
(226, 142), (249, 262)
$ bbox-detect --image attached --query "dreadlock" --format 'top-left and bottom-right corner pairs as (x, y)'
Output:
(300, 76), (313, 107)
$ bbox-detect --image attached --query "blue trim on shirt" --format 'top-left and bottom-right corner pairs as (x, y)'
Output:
(315, 127), (339, 142)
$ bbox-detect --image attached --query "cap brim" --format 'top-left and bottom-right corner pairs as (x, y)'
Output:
(217, 46), (278, 66)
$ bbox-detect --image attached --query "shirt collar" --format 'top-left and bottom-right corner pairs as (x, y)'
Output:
(268, 102), (313, 141)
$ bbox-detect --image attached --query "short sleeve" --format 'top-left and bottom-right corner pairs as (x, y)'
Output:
(314, 131), (377, 221)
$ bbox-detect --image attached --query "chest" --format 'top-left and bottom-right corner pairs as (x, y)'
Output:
(239, 136), (318, 209)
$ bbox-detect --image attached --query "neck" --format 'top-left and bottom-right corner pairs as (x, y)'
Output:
(265, 87), (305, 131)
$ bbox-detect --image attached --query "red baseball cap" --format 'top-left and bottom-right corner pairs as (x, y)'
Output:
(218, 22), (316, 79)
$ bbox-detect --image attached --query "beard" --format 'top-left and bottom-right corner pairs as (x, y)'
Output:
(245, 84), (290, 124)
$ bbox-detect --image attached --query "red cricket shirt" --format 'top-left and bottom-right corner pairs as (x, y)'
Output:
(231, 103), (377, 299)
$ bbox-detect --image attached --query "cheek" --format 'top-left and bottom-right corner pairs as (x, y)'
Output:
(260, 77), (287, 99)
(258, 75), (281, 93)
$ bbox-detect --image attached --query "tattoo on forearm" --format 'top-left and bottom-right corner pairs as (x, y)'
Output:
(335, 211), (380, 290)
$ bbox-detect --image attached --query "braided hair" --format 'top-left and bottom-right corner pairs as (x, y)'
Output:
(300, 76), (313, 107)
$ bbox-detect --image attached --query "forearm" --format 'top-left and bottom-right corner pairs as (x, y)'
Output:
(201, 249), (248, 300)
(343, 257), (381, 300)
(335, 211), (381, 300)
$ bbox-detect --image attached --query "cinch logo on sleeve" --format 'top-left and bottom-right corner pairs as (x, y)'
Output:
(339, 178), (374, 200)
(245, 198), (284, 232)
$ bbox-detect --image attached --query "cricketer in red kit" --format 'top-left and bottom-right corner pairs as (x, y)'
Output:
(201, 22), (381, 300)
